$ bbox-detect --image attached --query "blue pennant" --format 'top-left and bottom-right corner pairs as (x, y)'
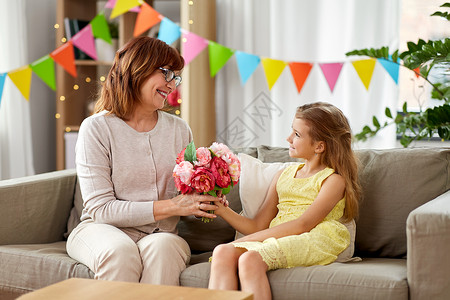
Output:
(235, 51), (261, 85)
(157, 18), (181, 46)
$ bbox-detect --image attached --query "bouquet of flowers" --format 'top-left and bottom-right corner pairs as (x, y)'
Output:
(172, 141), (241, 222)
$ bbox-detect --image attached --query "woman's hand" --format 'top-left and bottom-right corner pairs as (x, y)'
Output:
(171, 193), (222, 218)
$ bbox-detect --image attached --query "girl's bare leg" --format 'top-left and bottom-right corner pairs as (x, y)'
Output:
(208, 244), (246, 290)
(238, 250), (271, 300)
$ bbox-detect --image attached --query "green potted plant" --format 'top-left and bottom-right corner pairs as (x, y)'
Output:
(346, 3), (450, 147)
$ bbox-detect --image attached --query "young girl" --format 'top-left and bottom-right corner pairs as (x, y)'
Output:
(208, 102), (361, 299)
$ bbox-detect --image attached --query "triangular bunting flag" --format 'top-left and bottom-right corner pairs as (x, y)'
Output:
(378, 58), (399, 84)
(413, 67), (420, 78)
(134, 2), (161, 37)
(157, 18), (181, 45)
(288, 62), (313, 94)
(208, 41), (235, 77)
(261, 58), (287, 90)
(351, 59), (376, 90)
(182, 31), (209, 65)
(8, 66), (32, 101)
(319, 63), (344, 93)
(50, 41), (77, 77)
(110, 0), (142, 19)
(72, 24), (97, 60)
(235, 51), (260, 85)
(0, 73), (6, 107)
(91, 13), (111, 44)
(30, 55), (56, 90)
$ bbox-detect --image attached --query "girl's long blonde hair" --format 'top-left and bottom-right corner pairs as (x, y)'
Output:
(296, 102), (361, 222)
(94, 36), (184, 119)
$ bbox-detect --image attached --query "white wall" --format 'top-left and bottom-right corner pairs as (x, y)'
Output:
(25, 0), (56, 174)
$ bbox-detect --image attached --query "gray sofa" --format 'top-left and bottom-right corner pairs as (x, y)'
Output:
(0, 146), (449, 299)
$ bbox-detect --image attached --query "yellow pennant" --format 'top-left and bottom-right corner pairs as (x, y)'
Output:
(110, 0), (142, 19)
(261, 58), (287, 90)
(351, 59), (376, 90)
(8, 65), (32, 101)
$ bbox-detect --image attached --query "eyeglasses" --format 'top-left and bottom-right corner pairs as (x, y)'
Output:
(158, 67), (182, 87)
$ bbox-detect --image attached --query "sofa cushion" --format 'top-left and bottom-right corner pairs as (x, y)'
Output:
(355, 148), (450, 258)
(0, 241), (93, 296)
(180, 258), (408, 299)
(0, 170), (76, 245)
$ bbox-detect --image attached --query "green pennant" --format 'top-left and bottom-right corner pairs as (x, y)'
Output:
(91, 13), (112, 44)
(30, 55), (56, 91)
(208, 41), (235, 77)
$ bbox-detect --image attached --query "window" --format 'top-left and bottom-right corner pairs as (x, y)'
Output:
(398, 0), (450, 111)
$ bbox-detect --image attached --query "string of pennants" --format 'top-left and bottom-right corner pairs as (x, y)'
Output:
(0, 0), (415, 109)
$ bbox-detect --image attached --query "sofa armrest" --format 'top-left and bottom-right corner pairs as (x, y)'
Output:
(0, 169), (77, 245)
(407, 189), (450, 300)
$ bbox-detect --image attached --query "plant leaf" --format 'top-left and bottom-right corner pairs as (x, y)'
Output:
(385, 107), (393, 118)
(184, 141), (197, 163)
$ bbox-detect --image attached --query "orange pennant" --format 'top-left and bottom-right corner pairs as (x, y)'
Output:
(413, 67), (420, 78)
(288, 62), (313, 94)
(134, 2), (162, 37)
(50, 41), (77, 78)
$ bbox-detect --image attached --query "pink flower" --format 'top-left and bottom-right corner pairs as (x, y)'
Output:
(173, 176), (193, 194)
(228, 154), (241, 184)
(195, 147), (212, 167)
(173, 161), (194, 185)
(210, 157), (231, 188)
(190, 167), (215, 193)
(209, 142), (231, 161)
(176, 148), (186, 164)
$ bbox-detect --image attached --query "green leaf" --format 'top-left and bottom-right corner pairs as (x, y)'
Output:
(392, 49), (399, 63)
(385, 107), (393, 118)
(402, 102), (408, 113)
(221, 185), (231, 195)
(372, 116), (381, 128)
(207, 190), (217, 197)
(184, 141), (197, 163)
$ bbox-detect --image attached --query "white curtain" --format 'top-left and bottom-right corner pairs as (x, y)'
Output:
(0, 0), (34, 179)
(215, 0), (400, 150)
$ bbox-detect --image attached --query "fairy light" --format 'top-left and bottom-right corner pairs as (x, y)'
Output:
(189, 1), (194, 5)
(59, 96), (65, 101)
(175, 110), (181, 115)
(177, 99), (182, 104)
(188, 19), (194, 25)
(100, 76), (106, 82)
(65, 127), (71, 132)
(61, 37), (67, 43)
(55, 113), (61, 119)
(54, 24), (60, 29)
(182, 37), (187, 43)
(85, 77), (91, 83)
(73, 84), (79, 90)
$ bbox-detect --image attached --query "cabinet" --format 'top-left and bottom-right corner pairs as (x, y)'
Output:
(55, 0), (151, 169)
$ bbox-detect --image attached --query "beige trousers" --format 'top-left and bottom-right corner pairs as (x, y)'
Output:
(66, 220), (191, 285)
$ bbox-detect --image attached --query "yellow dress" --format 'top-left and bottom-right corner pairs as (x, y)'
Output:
(232, 164), (350, 270)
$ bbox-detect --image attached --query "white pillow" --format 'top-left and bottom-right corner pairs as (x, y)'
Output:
(238, 153), (298, 219)
(236, 153), (358, 263)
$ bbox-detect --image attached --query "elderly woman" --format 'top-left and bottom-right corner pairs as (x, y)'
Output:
(67, 37), (221, 285)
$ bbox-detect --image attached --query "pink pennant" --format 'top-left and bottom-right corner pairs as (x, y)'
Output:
(106, 0), (140, 13)
(319, 63), (344, 92)
(72, 24), (97, 60)
(182, 31), (209, 65)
